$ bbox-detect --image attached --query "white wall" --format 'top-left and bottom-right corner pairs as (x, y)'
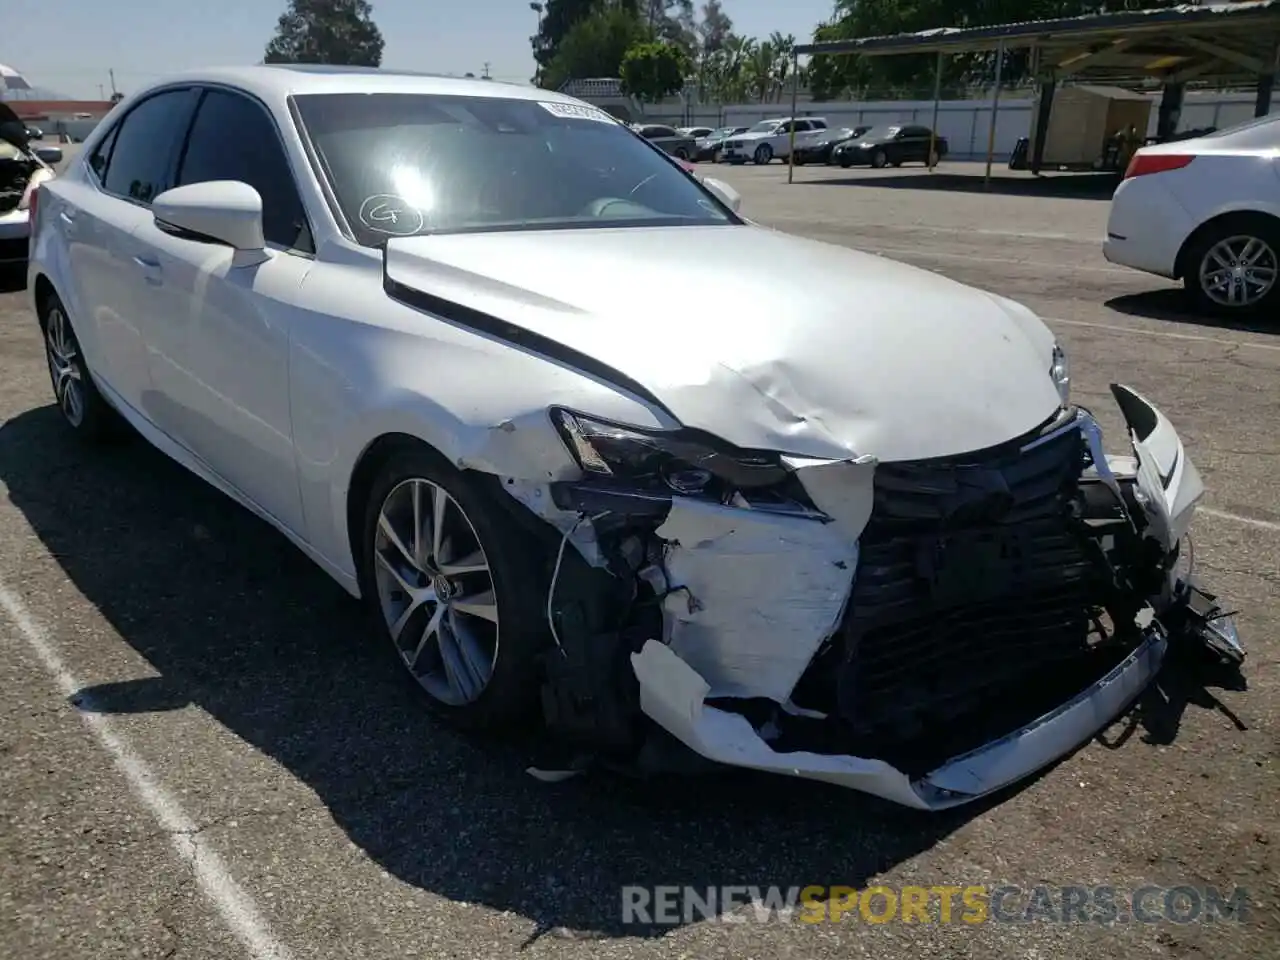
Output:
(637, 89), (1272, 161)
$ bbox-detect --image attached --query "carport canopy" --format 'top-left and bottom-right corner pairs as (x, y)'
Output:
(789, 1), (1280, 182)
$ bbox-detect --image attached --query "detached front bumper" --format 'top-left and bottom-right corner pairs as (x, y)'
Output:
(551, 385), (1239, 809)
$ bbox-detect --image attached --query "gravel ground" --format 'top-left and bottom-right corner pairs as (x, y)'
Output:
(0, 157), (1276, 960)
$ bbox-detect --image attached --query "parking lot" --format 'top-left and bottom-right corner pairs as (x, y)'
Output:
(1, 157), (1277, 959)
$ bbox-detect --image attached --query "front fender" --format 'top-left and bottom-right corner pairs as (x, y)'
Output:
(1111, 383), (1204, 551)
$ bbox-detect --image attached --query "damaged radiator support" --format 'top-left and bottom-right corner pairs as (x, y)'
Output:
(789, 415), (1141, 777)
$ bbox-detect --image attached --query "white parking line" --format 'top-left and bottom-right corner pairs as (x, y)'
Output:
(1200, 507), (1280, 533)
(1046, 317), (1280, 353)
(0, 584), (294, 960)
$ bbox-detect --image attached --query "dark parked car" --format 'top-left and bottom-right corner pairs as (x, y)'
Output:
(832, 124), (948, 169)
(695, 125), (749, 162)
(792, 125), (871, 165)
(632, 123), (697, 160)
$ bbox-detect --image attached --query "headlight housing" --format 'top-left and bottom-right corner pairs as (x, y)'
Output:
(552, 409), (788, 495)
(1050, 343), (1070, 404)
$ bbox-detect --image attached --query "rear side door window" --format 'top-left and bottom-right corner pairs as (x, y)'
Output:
(101, 88), (199, 204)
(175, 88), (312, 252)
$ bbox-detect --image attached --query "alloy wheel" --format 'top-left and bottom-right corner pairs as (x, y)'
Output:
(373, 477), (499, 706)
(1199, 234), (1277, 308)
(44, 305), (85, 427)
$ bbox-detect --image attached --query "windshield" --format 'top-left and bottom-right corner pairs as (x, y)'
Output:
(861, 126), (900, 140)
(832, 128), (856, 139)
(292, 93), (735, 245)
(746, 121), (779, 134)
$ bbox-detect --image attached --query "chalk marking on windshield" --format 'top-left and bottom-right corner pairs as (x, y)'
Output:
(357, 194), (425, 235)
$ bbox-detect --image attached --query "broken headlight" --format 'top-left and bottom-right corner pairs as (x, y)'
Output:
(1051, 343), (1070, 404)
(552, 409), (788, 494)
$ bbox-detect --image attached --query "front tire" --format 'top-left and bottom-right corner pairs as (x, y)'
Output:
(753, 144), (772, 165)
(1184, 216), (1280, 317)
(871, 149), (888, 169)
(837, 153), (852, 168)
(39, 291), (120, 441)
(358, 446), (548, 730)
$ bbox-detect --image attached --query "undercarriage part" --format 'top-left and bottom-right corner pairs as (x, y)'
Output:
(0, 152), (38, 214)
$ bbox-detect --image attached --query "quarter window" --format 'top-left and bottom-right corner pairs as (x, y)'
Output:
(176, 89), (311, 251)
(88, 123), (119, 183)
(102, 89), (198, 204)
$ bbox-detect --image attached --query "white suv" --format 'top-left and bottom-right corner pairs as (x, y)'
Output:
(721, 117), (828, 165)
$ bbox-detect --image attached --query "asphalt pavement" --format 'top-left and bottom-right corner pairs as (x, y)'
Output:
(1, 158), (1276, 959)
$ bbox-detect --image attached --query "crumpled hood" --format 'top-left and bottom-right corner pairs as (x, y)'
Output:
(383, 225), (1063, 462)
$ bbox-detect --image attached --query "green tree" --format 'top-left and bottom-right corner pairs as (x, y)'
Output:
(696, 0), (732, 54)
(619, 40), (690, 102)
(264, 0), (384, 66)
(541, 3), (652, 90)
(533, 0), (609, 84)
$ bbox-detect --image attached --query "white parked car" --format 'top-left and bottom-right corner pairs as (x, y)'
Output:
(1, 102), (57, 266)
(28, 66), (1242, 810)
(1103, 112), (1280, 315)
(720, 116), (828, 165)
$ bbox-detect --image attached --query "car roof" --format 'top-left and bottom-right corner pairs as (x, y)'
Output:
(128, 64), (574, 107)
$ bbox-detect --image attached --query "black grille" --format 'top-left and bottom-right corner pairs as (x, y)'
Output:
(822, 413), (1124, 775)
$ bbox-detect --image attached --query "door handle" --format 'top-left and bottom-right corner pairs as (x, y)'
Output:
(58, 210), (76, 224)
(132, 254), (163, 285)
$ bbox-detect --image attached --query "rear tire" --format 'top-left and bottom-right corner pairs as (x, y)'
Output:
(357, 445), (549, 730)
(1182, 215), (1280, 318)
(38, 291), (122, 442)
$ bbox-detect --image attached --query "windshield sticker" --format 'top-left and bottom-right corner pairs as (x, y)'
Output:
(357, 194), (425, 235)
(536, 101), (616, 124)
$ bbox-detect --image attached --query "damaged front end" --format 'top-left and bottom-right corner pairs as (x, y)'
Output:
(523, 385), (1243, 810)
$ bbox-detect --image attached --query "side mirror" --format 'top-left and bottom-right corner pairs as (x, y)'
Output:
(152, 181), (265, 251)
(34, 146), (63, 165)
(701, 176), (742, 214)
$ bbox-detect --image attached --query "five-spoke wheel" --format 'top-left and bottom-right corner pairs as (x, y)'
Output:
(373, 477), (499, 706)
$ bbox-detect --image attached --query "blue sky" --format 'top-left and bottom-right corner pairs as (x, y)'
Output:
(6, 0), (840, 99)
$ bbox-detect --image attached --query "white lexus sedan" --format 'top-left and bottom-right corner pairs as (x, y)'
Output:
(27, 66), (1242, 810)
(1104, 112), (1280, 315)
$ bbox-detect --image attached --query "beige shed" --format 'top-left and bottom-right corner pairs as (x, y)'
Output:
(1028, 84), (1155, 169)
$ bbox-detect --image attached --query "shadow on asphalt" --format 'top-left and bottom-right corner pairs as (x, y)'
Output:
(0, 405), (1244, 937)
(804, 169), (1121, 201)
(0, 405), (979, 937)
(1105, 288), (1279, 337)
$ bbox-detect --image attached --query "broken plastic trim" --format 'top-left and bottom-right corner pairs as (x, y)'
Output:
(550, 407), (791, 490)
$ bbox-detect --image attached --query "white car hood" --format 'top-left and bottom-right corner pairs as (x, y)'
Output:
(383, 225), (1063, 462)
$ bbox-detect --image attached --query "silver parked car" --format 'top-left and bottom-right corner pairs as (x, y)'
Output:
(632, 123), (697, 161)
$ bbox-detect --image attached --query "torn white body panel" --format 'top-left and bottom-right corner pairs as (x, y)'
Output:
(1110, 384), (1205, 551)
(632, 631), (1167, 811)
(655, 497), (857, 702)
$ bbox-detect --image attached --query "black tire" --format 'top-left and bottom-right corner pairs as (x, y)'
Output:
(38, 290), (122, 442)
(837, 153), (852, 169)
(1181, 215), (1280, 318)
(793, 153), (806, 166)
(871, 149), (888, 169)
(357, 444), (549, 730)
(928, 149), (940, 167)
(753, 144), (772, 165)
(673, 146), (689, 160)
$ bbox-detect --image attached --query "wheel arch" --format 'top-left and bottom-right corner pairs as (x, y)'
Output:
(1174, 209), (1280, 281)
(32, 272), (58, 327)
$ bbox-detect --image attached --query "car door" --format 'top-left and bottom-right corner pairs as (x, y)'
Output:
(130, 86), (313, 534)
(56, 88), (199, 414)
